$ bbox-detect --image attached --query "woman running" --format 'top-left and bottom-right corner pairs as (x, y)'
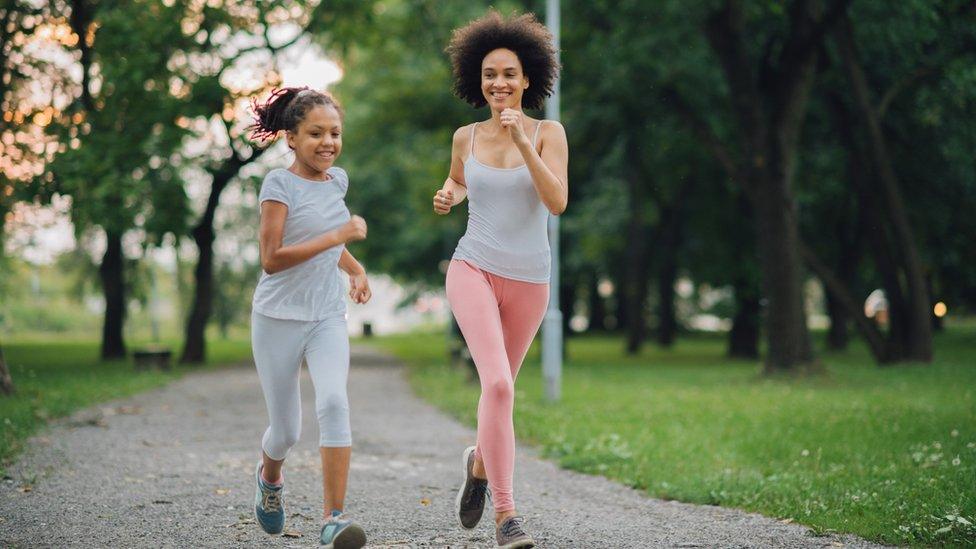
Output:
(434, 10), (568, 549)
(249, 87), (370, 549)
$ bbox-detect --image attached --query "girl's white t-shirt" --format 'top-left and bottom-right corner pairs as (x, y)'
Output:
(251, 167), (351, 321)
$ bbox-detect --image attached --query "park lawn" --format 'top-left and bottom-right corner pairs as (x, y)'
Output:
(370, 328), (976, 546)
(0, 337), (253, 471)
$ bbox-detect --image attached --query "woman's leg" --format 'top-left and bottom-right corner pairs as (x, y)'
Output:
(470, 273), (549, 523)
(446, 260), (518, 515)
(497, 276), (549, 381)
(304, 315), (353, 517)
(251, 311), (306, 480)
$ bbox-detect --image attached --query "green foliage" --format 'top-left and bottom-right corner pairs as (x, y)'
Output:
(330, 0), (504, 285)
(42, 1), (193, 240)
(373, 328), (976, 546)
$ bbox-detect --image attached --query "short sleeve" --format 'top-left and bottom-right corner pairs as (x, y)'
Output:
(331, 167), (349, 195)
(259, 171), (292, 208)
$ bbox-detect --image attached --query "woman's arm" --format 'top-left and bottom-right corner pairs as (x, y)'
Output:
(503, 111), (569, 215)
(433, 126), (471, 214)
(259, 202), (367, 274)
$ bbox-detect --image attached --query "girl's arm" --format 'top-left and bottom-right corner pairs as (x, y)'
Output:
(503, 112), (569, 215)
(338, 248), (364, 275)
(433, 125), (471, 214)
(259, 202), (367, 274)
(339, 248), (371, 304)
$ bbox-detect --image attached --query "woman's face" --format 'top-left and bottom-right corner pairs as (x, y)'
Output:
(481, 48), (528, 111)
(286, 104), (343, 174)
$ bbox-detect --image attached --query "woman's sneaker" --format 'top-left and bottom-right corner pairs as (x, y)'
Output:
(496, 515), (535, 548)
(455, 446), (489, 529)
(320, 511), (366, 548)
(253, 461), (285, 535)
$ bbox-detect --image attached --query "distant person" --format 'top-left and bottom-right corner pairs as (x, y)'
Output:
(248, 87), (371, 549)
(433, 10), (568, 549)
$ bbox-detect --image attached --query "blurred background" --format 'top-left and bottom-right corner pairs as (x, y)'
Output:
(1, 1), (974, 545)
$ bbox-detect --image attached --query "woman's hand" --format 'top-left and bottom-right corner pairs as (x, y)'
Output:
(433, 189), (454, 215)
(338, 215), (367, 243)
(500, 108), (529, 147)
(348, 272), (372, 304)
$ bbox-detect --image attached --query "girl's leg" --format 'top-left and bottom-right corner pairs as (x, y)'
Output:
(446, 261), (517, 515)
(304, 315), (352, 516)
(251, 311), (306, 480)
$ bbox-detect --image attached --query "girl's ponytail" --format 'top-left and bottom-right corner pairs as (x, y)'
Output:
(249, 87), (309, 142)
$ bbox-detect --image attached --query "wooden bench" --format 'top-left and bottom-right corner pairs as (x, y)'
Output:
(133, 348), (172, 371)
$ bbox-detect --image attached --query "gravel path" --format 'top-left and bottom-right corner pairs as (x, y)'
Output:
(0, 346), (883, 548)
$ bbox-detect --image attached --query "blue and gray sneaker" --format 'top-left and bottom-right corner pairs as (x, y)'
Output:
(253, 461), (285, 535)
(320, 510), (366, 548)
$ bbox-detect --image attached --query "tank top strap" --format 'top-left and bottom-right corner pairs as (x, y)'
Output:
(532, 120), (545, 148)
(469, 122), (478, 156)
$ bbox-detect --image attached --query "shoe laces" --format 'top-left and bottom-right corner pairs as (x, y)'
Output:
(261, 488), (281, 514)
(500, 516), (527, 538)
(466, 479), (488, 507)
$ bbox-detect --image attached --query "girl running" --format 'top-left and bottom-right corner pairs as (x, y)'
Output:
(434, 11), (568, 549)
(248, 87), (370, 549)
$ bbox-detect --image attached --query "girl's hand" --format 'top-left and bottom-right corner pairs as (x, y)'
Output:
(433, 189), (454, 215)
(339, 215), (367, 243)
(500, 108), (529, 146)
(348, 272), (371, 304)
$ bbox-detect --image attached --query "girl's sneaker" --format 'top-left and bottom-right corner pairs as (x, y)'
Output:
(319, 511), (366, 548)
(496, 515), (535, 548)
(253, 462), (285, 534)
(455, 445), (489, 529)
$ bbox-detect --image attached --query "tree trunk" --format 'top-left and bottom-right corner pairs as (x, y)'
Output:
(655, 179), (691, 348)
(180, 149), (263, 364)
(180, 222), (214, 364)
(587, 272), (608, 332)
(622, 241), (650, 354)
(753, 173), (815, 372)
(825, 193), (862, 351)
(700, 0), (846, 373)
(560, 276), (575, 336)
(100, 230), (126, 360)
(835, 15), (932, 362)
(656, 257), (677, 347)
(825, 292), (849, 350)
(728, 275), (760, 359)
(623, 143), (650, 355)
(0, 340), (14, 396)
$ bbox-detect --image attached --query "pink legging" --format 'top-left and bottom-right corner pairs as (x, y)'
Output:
(445, 260), (549, 512)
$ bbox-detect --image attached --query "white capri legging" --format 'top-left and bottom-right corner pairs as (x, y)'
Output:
(251, 310), (352, 460)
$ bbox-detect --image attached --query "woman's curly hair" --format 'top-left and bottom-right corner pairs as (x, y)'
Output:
(248, 87), (343, 144)
(446, 10), (559, 110)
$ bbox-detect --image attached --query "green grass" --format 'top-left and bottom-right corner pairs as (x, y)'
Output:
(0, 337), (253, 470)
(369, 328), (976, 546)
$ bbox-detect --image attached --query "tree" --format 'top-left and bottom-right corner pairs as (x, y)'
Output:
(30, 0), (195, 359)
(1, 0), (64, 390)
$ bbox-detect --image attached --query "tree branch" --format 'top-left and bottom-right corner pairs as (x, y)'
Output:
(660, 85), (749, 195)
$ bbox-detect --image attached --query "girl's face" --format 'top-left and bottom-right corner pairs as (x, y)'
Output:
(481, 48), (528, 111)
(286, 104), (342, 175)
